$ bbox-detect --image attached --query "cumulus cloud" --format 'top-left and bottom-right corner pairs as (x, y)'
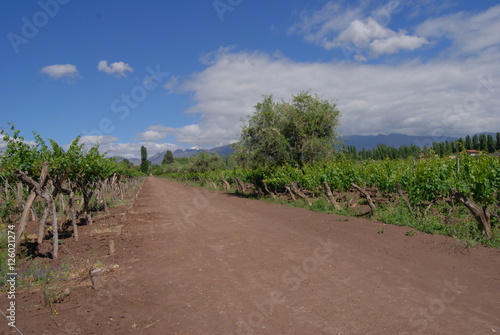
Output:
(97, 60), (134, 78)
(291, 1), (428, 59)
(144, 45), (499, 147)
(40, 64), (80, 81)
(135, 130), (165, 142)
(127, 5), (500, 148)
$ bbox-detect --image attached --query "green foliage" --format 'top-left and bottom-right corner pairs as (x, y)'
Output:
(162, 150), (174, 165)
(140, 146), (149, 174)
(188, 152), (224, 173)
(0, 125), (137, 192)
(235, 91), (341, 168)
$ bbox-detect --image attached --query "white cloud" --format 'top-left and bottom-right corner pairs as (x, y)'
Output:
(324, 17), (428, 57)
(135, 130), (165, 142)
(40, 64), (79, 81)
(147, 46), (499, 147)
(77, 136), (178, 158)
(289, 1), (366, 44)
(162, 75), (179, 94)
(291, 1), (428, 59)
(370, 34), (428, 56)
(333, 18), (393, 49)
(104, 142), (178, 159)
(138, 124), (228, 147)
(97, 60), (133, 78)
(416, 4), (500, 56)
(79, 135), (119, 145)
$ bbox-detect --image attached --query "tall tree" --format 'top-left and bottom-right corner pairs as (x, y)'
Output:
(162, 150), (174, 165)
(486, 134), (495, 153)
(456, 137), (464, 152)
(234, 91), (341, 168)
(496, 132), (500, 151)
(479, 134), (487, 151)
(472, 134), (480, 150)
(465, 135), (472, 150)
(140, 146), (149, 174)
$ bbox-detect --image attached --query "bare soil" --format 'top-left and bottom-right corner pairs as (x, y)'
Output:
(1, 177), (499, 334)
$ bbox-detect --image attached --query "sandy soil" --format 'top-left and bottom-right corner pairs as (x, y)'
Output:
(1, 176), (499, 334)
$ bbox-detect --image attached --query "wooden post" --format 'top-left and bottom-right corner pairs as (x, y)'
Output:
(109, 240), (115, 255)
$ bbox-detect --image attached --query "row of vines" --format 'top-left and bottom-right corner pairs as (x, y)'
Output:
(0, 125), (140, 258)
(168, 153), (500, 243)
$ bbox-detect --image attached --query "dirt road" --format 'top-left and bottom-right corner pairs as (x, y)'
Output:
(2, 177), (499, 334)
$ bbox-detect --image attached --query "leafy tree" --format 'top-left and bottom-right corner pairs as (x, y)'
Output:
(188, 152), (224, 173)
(162, 150), (174, 165)
(456, 138), (464, 153)
(497, 132), (500, 151)
(472, 134), (480, 150)
(479, 134), (487, 151)
(234, 91), (341, 168)
(140, 146), (149, 174)
(486, 134), (495, 153)
(465, 135), (472, 150)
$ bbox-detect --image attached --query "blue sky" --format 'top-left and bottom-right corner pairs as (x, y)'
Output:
(1, 0), (499, 158)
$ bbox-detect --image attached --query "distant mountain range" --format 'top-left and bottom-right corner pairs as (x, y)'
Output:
(123, 133), (494, 165)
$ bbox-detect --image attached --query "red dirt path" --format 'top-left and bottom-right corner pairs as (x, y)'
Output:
(1, 176), (499, 334)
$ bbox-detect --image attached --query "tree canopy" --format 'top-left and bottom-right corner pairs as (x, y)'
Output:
(234, 91), (341, 168)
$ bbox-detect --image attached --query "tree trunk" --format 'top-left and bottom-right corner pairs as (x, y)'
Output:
(16, 162), (50, 249)
(16, 191), (37, 246)
(221, 179), (231, 191)
(68, 189), (78, 241)
(290, 181), (312, 206)
(397, 183), (413, 213)
(50, 199), (59, 258)
(284, 186), (296, 201)
(15, 183), (24, 206)
(37, 206), (50, 245)
(323, 182), (340, 210)
(351, 183), (376, 214)
(263, 182), (276, 199)
(451, 188), (493, 239)
(233, 177), (246, 193)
